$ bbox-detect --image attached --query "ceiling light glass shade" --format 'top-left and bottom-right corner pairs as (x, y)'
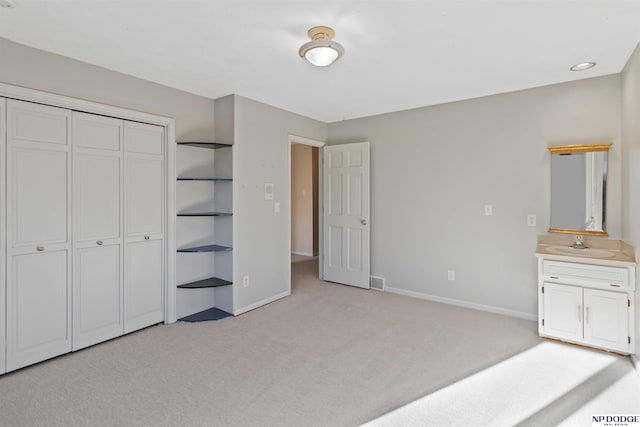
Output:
(299, 40), (344, 66)
(570, 62), (596, 71)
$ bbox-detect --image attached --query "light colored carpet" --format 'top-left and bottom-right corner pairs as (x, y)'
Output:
(0, 259), (638, 426)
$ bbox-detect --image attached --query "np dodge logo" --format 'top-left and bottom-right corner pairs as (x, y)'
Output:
(592, 415), (640, 426)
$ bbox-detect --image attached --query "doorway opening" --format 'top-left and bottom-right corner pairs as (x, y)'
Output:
(291, 143), (319, 277)
(289, 136), (325, 294)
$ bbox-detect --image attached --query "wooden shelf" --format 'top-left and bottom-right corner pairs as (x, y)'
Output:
(177, 212), (232, 217)
(177, 142), (232, 149)
(177, 244), (232, 253)
(177, 277), (232, 289)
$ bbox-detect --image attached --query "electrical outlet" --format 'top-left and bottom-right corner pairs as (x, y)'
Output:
(274, 202), (280, 213)
(527, 214), (537, 227)
(243, 275), (250, 287)
(484, 205), (493, 216)
(447, 270), (455, 281)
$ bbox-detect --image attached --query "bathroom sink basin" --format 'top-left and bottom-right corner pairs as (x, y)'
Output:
(546, 246), (616, 258)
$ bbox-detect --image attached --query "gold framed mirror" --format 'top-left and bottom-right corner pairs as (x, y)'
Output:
(548, 142), (612, 236)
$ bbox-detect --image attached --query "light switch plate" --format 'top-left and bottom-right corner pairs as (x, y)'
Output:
(274, 202), (281, 213)
(264, 183), (274, 200)
(527, 214), (537, 226)
(484, 205), (493, 216)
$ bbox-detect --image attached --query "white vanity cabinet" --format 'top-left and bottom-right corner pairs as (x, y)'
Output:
(538, 258), (635, 354)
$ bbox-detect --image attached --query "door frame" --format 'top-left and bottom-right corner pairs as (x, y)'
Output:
(288, 134), (326, 294)
(0, 82), (178, 324)
(0, 97), (6, 373)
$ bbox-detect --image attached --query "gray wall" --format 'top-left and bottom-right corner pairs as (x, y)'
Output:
(1, 37), (218, 317)
(328, 76), (622, 318)
(0, 38), (215, 142)
(232, 95), (326, 313)
(621, 43), (640, 357)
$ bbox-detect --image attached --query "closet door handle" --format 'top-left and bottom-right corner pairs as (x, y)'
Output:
(36, 245), (45, 252)
(144, 235), (150, 240)
(360, 219), (368, 226)
(585, 307), (590, 324)
(578, 305), (582, 322)
(97, 241), (103, 246)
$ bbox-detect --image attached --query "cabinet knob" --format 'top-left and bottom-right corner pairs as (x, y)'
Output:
(36, 245), (45, 252)
(97, 240), (103, 246)
(144, 235), (150, 240)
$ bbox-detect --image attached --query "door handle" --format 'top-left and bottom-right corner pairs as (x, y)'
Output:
(585, 307), (590, 324)
(36, 245), (45, 252)
(360, 219), (368, 226)
(144, 235), (150, 240)
(97, 240), (103, 246)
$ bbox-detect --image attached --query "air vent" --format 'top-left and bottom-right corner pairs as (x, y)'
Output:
(371, 276), (385, 291)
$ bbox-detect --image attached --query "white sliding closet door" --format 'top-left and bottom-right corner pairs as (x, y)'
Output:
(124, 121), (165, 333)
(0, 97), (6, 374)
(73, 112), (124, 350)
(6, 100), (72, 371)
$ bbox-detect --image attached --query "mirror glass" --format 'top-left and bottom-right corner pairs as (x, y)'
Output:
(550, 147), (608, 235)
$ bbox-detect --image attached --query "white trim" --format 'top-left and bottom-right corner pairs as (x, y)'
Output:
(233, 290), (290, 316)
(0, 82), (177, 325)
(0, 96), (6, 374)
(289, 134), (326, 148)
(291, 251), (314, 257)
(385, 286), (538, 322)
(632, 355), (640, 376)
(287, 134), (325, 294)
(164, 122), (177, 323)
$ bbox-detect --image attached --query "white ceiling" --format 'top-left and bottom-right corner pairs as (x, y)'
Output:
(1, 1), (639, 123)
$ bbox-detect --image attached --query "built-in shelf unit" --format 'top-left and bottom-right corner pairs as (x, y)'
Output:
(176, 141), (233, 320)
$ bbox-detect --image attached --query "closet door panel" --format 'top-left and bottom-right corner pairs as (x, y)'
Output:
(76, 153), (121, 241)
(124, 120), (164, 333)
(10, 147), (69, 247)
(6, 250), (71, 371)
(125, 122), (163, 155)
(74, 244), (122, 350)
(124, 239), (163, 333)
(126, 156), (163, 237)
(6, 100), (72, 372)
(9, 100), (69, 146)
(74, 114), (121, 151)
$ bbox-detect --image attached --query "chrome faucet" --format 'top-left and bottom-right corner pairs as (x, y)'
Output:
(570, 235), (587, 249)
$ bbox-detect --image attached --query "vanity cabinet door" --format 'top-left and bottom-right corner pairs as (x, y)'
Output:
(543, 282), (583, 342)
(583, 289), (629, 353)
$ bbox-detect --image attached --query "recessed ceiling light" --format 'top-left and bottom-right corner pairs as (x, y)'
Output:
(299, 26), (345, 67)
(0, 0), (16, 8)
(570, 62), (596, 71)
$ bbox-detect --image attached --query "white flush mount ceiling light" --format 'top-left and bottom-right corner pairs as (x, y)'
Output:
(570, 62), (596, 71)
(299, 26), (345, 67)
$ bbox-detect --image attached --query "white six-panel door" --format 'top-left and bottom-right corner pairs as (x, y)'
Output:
(124, 121), (165, 333)
(6, 100), (73, 371)
(322, 142), (370, 288)
(73, 112), (124, 350)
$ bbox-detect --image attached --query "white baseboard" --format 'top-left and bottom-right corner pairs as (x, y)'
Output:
(632, 355), (640, 376)
(291, 251), (314, 257)
(233, 291), (290, 316)
(385, 286), (537, 322)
